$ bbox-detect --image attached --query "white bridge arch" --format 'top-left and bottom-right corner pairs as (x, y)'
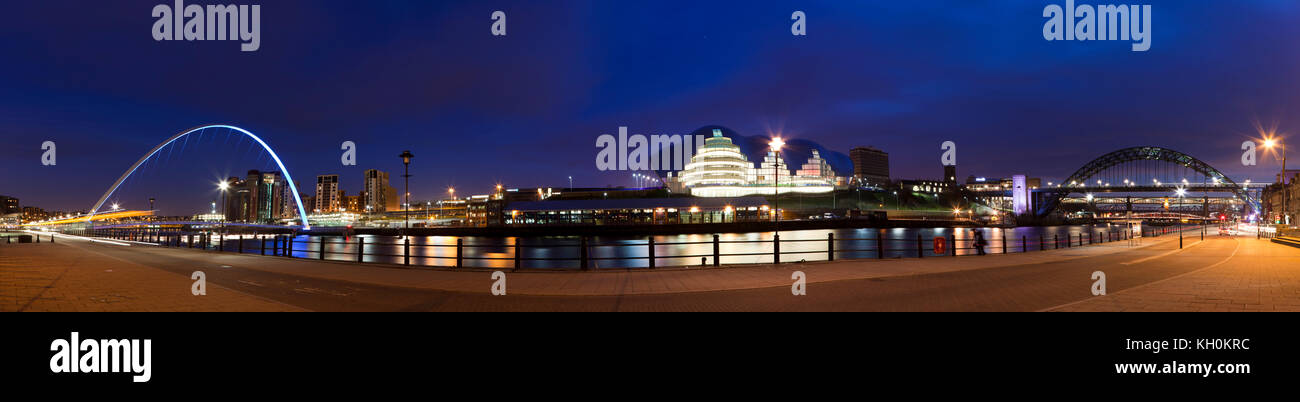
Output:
(89, 125), (312, 230)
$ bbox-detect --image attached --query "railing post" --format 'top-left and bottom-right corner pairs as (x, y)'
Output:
(877, 230), (884, 259)
(773, 234), (781, 264)
(404, 237), (410, 266)
(648, 237), (656, 268)
(319, 237), (326, 260)
(713, 235), (720, 267)
(357, 237), (364, 263)
(580, 237), (589, 270)
(916, 234), (923, 258)
(827, 233), (834, 261)
(456, 238), (463, 268)
(513, 240), (521, 269)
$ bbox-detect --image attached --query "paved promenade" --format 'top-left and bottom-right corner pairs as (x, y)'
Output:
(2, 230), (1296, 311)
(0, 241), (301, 312)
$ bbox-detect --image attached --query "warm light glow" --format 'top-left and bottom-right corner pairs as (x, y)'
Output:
(689, 206), (700, 213)
(1264, 138), (1277, 148)
(769, 136), (785, 151)
(217, 180), (229, 191)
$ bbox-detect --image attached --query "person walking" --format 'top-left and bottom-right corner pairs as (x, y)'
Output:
(973, 229), (987, 256)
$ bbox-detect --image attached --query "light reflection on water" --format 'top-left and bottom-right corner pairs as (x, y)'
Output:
(210, 224), (1145, 269)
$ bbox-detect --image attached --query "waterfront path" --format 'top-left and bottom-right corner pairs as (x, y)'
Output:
(2, 230), (1296, 311)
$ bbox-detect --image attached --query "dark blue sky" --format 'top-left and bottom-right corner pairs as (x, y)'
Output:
(3, 0), (1299, 214)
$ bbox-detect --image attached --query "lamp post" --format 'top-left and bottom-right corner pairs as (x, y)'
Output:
(1176, 187), (1187, 247)
(448, 187), (456, 226)
(148, 197), (155, 221)
(217, 180), (230, 234)
(399, 150), (413, 233)
(1264, 138), (1288, 225)
(568, 176), (573, 189)
(769, 136), (785, 226)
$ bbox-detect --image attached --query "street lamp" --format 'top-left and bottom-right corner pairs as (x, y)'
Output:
(399, 150), (414, 233)
(568, 176), (573, 189)
(769, 136), (785, 227)
(1263, 137), (1288, 225)
(217, 179), (230, 233)
(1176, 187), (1187, 247)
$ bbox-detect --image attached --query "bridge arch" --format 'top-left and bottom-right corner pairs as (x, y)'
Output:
(1036, 146), (1257, 217)
(89, 125), (312, 230)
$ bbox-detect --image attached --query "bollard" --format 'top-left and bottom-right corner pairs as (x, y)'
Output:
(456, 238), (464, 268)
(1022, 236), (1026, 253)
(238, 235), (243, 254)
(404, 238), (410, 266)
(357, 237), (364, 263)
(319, 237), (326, 260)
(513, 240), (521, 269)
(774, 234), (781, 264)
(261, 237), (266, 255)
(1040, 235), (1045, 251)
(827, 233), (835, 261)
(713, 235), (721, 267)
(1001, 233), (1007, 254)
(648, 237), (656, 268)
(950, 233), (956, 257)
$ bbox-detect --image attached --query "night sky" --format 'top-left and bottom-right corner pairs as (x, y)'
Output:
(3, 0), (1299, 215)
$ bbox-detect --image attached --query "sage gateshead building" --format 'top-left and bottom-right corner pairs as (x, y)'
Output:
(677, 129), (839, 197)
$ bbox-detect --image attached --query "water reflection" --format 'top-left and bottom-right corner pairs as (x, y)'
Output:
(208, 224), (1144, 269)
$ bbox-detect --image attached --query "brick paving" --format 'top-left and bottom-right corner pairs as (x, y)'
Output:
(1051, 237), (1300, 312)
(0, 243), (302, 312)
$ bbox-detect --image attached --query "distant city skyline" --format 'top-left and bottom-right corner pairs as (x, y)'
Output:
(4, 1), (1300, 213)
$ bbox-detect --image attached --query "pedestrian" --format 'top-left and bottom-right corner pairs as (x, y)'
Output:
(973, 229), (987, 256)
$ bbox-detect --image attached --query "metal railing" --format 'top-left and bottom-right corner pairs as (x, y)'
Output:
(80, 224), (1209, 270)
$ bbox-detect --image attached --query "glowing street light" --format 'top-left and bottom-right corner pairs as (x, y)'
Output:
(769, 136), (784, 227)
(1262, 136), (1288, 224)
(216, 179), (230, 232)
(399, 150), (414, 233)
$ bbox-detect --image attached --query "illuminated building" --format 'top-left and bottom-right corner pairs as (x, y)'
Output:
(849, 146), (891, 186)
(679, 129), (838, 197)
(315, 174), (340, 212)
(363, 169), (397, 213)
